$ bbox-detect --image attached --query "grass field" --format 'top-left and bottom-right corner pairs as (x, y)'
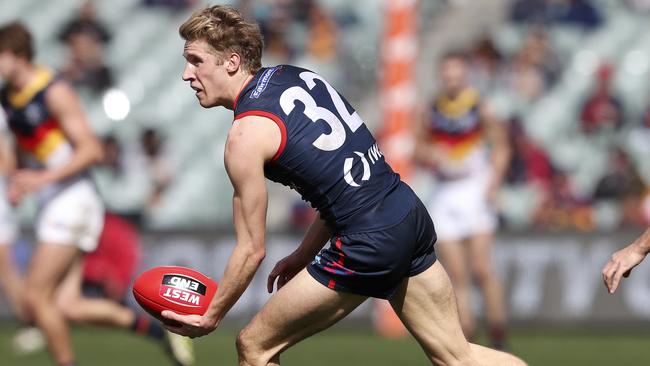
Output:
(2, 325), (650, 365)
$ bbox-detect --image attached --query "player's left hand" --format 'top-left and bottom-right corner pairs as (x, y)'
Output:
(10, 170), (53, 195)
(161, 310), (219, 338)
(602, 243), (647, 294)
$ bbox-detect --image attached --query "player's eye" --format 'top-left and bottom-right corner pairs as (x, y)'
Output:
(190, 56), (202, 66)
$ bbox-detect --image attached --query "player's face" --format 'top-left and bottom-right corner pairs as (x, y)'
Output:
(0, 51), (17, 79)
(440, 58), (468, 94)
(182, 40), (229, 108)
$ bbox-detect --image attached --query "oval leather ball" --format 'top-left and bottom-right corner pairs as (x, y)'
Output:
(133, 266), (218, 325)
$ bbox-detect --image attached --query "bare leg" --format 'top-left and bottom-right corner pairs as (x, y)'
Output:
(390, 261), (526, 366)
(55, 257), (194, 366)
(236, 269), (367, 366)
(0, 245), (27, 321)
(469, 232), (507, 346)
(435, 239), (475, 339)
(55, 258), (135, 327)
(24, 244), (79, 365)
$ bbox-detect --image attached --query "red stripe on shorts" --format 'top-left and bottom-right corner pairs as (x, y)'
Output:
(336, 237), (345, 266)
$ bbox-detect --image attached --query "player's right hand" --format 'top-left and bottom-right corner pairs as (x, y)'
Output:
(267, 252), (309, 293)
(602, 243), (647, 294)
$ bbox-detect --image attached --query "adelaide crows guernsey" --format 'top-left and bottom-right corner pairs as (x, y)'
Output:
(0, 66), (89, 199)
(426, 87), (490, 179)
(234, 65), (413, 234)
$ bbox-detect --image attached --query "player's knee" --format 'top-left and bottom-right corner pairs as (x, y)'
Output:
(24, 287), (47, 313)
(55, 297), (81, 322)
(471, 262), (493, 284)
(236, 327), (278, 366)
(236, 329), (262, 364)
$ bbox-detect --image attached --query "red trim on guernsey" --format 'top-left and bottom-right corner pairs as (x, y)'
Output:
(14, 117), (59, 150)
(430, 125), (482, 145)
(328, 279), (336, 289)
(234, 110), (287, 161)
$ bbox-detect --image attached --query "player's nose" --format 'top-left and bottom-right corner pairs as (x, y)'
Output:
(182, 63), (195, 82)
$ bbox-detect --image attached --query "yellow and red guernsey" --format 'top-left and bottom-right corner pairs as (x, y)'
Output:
(1, 67), (71, 166)
(427, 87), (484, 161)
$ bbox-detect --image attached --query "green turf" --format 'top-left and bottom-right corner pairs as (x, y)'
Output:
(1, 324), (650, 365)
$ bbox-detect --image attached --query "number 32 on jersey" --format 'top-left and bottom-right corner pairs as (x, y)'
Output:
(279, 71), (381, 187)
(279, 71), (363, 151)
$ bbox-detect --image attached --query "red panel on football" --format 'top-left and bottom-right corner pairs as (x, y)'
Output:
(132, 266), (218, 325)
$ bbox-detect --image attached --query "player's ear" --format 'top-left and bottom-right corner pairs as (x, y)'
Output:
(226, 52), (241, 73)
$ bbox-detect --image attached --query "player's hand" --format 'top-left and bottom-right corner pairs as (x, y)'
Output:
(161, 311), (218, 338)
(602, 243), (648, 294)
(10, 170), (53, 196)
(267, 251), (310, 293)
(7, 181), (26, 206)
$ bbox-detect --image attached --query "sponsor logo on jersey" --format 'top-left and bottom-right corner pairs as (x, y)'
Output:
(343, 143), (383, 187)
(251, 66), (281, 99)
(25, 103), (45, 126)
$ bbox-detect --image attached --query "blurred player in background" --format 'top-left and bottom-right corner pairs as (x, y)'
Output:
(414, 51), (511, 348)
(0, 109), (21, 321)
(0, 22), (192, 366)
(603, 228), (650, 294)
(162, 5), (525, 366)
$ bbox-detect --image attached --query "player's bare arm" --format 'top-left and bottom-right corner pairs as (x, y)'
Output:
(0, 132), (15, 175)
(9, 81), (102, 202)
(163, 115), (280, 337)
(413, 106), (441, 168)
(267, 216), (330, 292)
(481, 102), (511, 202)
(603, 227), (650, 294)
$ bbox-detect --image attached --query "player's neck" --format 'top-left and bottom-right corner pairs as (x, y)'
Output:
(444, 87), (464, 99)
(9, 63), (37, 92)
(228, 72), (254, 110)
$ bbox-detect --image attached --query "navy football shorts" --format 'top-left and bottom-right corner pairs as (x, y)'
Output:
(307, 197), (437, 299)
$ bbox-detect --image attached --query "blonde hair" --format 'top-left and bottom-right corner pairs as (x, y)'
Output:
(179, 5), (263, 73)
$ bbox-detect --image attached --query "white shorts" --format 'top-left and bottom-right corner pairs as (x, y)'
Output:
(36, 179), (104, 252)
(426, 173), (497, 242)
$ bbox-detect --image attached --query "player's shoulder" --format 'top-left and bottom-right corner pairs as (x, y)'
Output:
(261, 64), (321, 85)
(237, 64), (317, 109)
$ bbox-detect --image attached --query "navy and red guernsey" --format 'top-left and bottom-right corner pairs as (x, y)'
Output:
(234, 65), (412, 234)
(234, 65), (437, 299)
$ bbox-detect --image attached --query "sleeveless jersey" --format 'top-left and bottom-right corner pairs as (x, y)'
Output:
(427, 87), (490, 179)
(0, 66), (75, 169)
(234, 65), (413, 233)
(0, 66), (89, 200)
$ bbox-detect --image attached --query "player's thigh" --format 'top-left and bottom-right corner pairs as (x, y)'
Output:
(26, 243), (79, 298)
(0, 243), (23, 290)
(390, 261), (471, 364)
(435, 239), (468, 283)
(0, 244), (15, 276)
(240, 269), (367, 356)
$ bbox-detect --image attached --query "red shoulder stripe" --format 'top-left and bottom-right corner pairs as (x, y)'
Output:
(234, 110), (287, 162)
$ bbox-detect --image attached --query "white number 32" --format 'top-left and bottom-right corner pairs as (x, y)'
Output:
(279, 72), (363, 151)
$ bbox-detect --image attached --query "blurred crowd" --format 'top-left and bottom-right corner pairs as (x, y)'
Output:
(9, 0), (650, 233)
(463, 0), (650, 232)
